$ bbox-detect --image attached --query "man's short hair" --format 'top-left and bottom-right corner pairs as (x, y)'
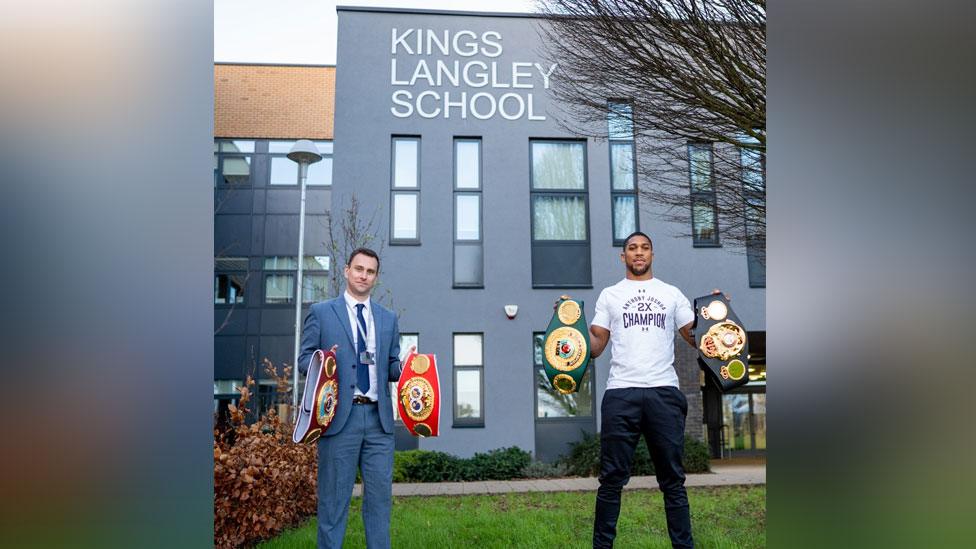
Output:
(622, 231), (653, 249)
(346, 247), (380, 270)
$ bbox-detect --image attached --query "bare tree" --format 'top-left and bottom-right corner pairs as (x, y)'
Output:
(324, 194), (400, 313)
(537, 0), (765, 259)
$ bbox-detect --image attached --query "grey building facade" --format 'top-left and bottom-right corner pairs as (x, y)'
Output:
(329, 7), (766, 461)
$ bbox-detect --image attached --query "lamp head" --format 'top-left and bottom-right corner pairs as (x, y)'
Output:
(287, 139), (323, 165)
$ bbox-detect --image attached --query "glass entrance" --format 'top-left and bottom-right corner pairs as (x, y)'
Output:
(722, 391), (766, 454)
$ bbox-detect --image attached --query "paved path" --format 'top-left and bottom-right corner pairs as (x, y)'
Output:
(351, 463), (764, 497)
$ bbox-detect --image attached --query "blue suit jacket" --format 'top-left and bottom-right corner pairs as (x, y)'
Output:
(298, 296), (402, 435)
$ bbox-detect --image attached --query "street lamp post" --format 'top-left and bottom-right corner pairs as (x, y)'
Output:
(287, 140), (322, 417)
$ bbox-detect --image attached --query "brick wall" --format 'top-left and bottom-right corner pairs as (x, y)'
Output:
(214, 64), (334, 139)
(675, 335), (705, 442)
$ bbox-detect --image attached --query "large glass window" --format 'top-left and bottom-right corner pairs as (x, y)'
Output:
(454, 138), (483, 287)
(533, 196), (587, 240)
(608, 101), (639, 244)
(689, 143), (719, 246)
(268, 140), (334, 186)
(455, 195), (481, 240)
(532, 142), (585, 190)
(607, 102), (634, 140)
(741, 140), (766, 287)
(455, 140), (480, 189)
(392, 194), (418, 240)
(391, 137), (421, 244)
(453, 333), (484, 426)
(301, 256), (330, 304)
(214, 140), (255, 186)
(270, 156), (297, 185)
(531, 142), (587, 240)
(392, 333), (420, 422)
(533, 333), (593, 418)
(215, 257), (248, 304)
(722, 392), (766, 453)
(264, 274), (294, 304)
(530, 140), (591, 287)
(393, 139), (419, 188)
(263, 256), (330, 304)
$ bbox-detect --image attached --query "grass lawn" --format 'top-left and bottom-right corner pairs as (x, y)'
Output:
(257, 485), (765, 548)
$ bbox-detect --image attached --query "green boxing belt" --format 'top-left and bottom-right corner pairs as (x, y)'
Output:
(542, 298), (591, 394)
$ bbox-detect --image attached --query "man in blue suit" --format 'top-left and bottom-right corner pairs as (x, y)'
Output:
(299, 247), (409, 549)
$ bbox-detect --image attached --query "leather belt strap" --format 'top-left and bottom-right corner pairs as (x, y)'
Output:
(352, 395), (376, 405)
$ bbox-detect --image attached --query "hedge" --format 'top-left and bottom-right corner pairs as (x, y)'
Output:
(560, 430), (711, 477)
(395, 446), (531, 482)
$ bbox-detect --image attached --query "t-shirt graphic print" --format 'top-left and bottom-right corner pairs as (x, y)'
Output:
(591, 278), (695, 389)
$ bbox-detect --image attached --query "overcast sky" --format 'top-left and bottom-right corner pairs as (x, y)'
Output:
(215, 0), (539, 65)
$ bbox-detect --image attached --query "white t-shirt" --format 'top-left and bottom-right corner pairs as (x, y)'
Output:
(591, 277), (695, 389)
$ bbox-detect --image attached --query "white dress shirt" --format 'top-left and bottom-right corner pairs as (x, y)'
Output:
(344, 291), (378, 401)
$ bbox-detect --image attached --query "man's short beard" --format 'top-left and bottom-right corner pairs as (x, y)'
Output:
(627, 263), (650, 277)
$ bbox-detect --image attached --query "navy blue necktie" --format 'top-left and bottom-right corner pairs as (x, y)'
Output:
(355, 303), (370, 394)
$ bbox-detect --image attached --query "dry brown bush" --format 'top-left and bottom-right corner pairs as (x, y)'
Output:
(214, 360), (317, 548)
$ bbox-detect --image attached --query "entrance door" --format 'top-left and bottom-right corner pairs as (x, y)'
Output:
(722, 391), (766, 455)
(533, 333), (597, 463)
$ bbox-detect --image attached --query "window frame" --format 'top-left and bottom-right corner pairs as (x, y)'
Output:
(532, 332), (595, 421)
(452, 332), (485, 428)
(261, 256), (330, 306)
(390, 136), (422, 245)
(392, 333), (420, 423)
(529, 139), (591, 244)
(214, 139), (255, 188)
(453, 137), (484, 288)
(266, 140), (331, 187)
(300, 256), (331, 304)
(688, 142), (721, 247)
(529, 139), (593, 289)
(740, 141), (766, 287)
(607, 101), (640, 245)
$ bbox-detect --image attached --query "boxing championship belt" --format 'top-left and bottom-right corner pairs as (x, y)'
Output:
(396, 352), (441, 437)
(693, 294), (750, 391)
(542, 298), (591, 394)
(292, 349), (339, 444)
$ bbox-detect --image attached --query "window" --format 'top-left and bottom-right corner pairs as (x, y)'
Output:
(530, 140), (591, 287)
(454, 138), (483, 287)
(263, 256), (331, 304)
(533, 333), (594, 418)
(392, 333), (420, 422)
(741, 139), (766, 287)
(301, 256), (330, 303)
(608, 102), (639, 244)
(689, 143), (719, 246)
(453, 333), (484, 427)
(391, 137), (420, 244)
(308, 141), (334, 186)
(214, 257), (248, 305)
(264, 256), (296, 304)
(214, 140), (255, 186)
(268, 140), (334, 186)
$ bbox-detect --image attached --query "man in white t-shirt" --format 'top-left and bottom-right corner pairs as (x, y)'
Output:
(576, 231), (706, 548)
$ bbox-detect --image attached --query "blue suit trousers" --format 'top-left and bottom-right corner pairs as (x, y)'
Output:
(316, 403), (394, 549)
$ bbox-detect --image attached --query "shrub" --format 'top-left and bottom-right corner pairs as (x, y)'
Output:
(521, 460), (570, 479)
(401, 450), (466, 482)
(395, 446), (532, 482)
(561, 431), (602, 477)
(682, 438), (711, 473)
(213, 363), (318, 548)
(559, 431), (711, 477)
(467, 446), (532, 480)
(392, 450), (425, 483)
